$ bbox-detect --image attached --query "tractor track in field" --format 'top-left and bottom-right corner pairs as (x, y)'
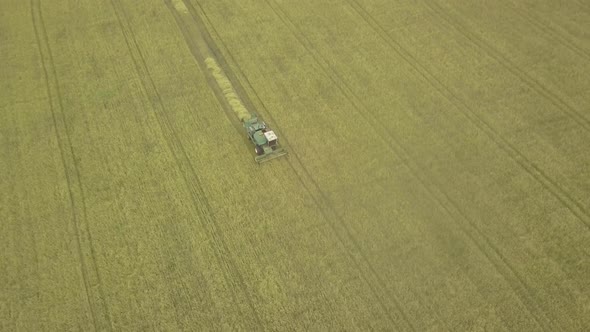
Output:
(345, 0), (590, 234)
(186, 1), (414, 329)
(271, 0), (552, 329)
(419, 0), (590, 230)
(109, 1), (263, 329)
(269, 0), (558, 329)
(425, 0), (590, 129)
(347, 0), (590, 327)
(103, 6), (206, 327)
(30, 1), (112, 331)
(501, 0), (590, 61)
(103, 153), (207, 327)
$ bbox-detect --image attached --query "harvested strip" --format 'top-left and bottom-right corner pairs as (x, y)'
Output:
(205, 57), (252, 122)
(171, 0), (188, 14)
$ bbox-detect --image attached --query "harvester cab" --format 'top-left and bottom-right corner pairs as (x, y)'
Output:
(243, 114), (287, 163)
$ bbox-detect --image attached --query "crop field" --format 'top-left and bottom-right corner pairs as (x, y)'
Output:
(1, 0), (590, 330)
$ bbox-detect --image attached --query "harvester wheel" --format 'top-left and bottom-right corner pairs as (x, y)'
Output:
(255, 146), (264, 156)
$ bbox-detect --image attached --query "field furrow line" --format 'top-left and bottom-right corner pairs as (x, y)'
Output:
(425, 0), (590, 128)
(30, 1), (112, 331)
(189, 1), (415, 329)
(257, 1), (423, 329)
(422, 0), (590, 227)
(109, 1), (263, 328)
(277, 0), (553, 329)
(502, 0), (590, 61)
(348, 0), (590, 232)
(272, 0), (554, 329)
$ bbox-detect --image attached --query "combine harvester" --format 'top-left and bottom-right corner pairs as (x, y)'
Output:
(243, 114), (287, 163)
(205, 57), (287, 163)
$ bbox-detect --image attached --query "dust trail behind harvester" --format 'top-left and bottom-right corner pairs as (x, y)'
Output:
(165, 0), (253, 124)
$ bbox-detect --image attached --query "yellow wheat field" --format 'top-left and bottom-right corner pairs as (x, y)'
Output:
(2, 0), (590, 330)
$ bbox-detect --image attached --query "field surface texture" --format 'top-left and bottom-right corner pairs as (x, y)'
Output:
(1, 0), (589, 330)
